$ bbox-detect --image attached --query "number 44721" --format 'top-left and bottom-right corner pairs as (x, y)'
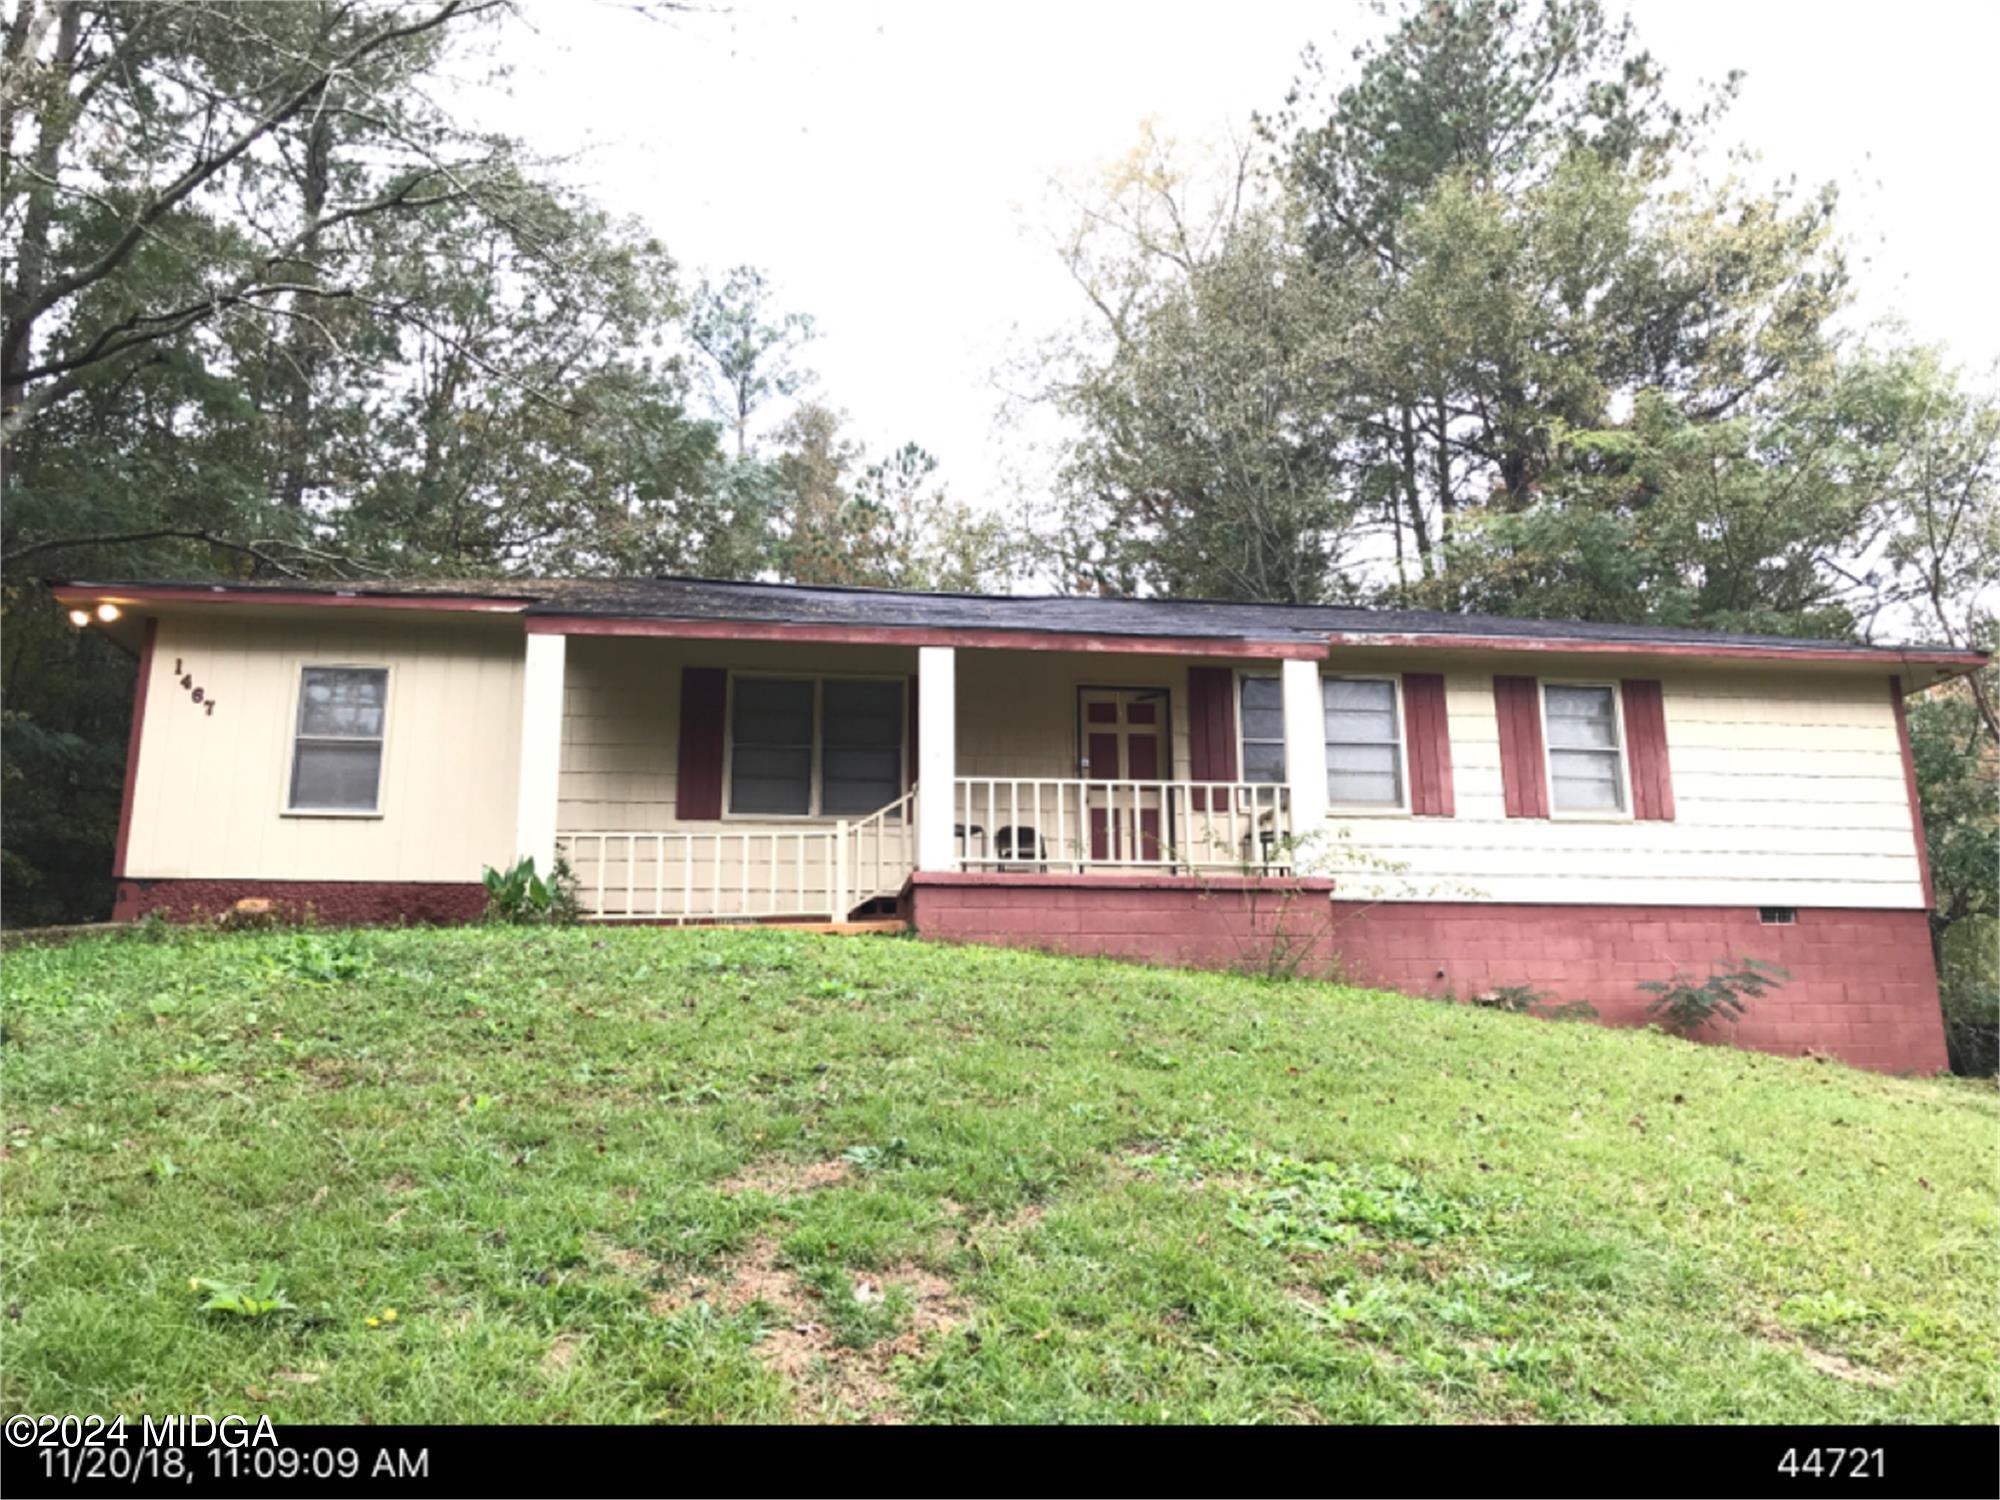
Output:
(1779, 1447), (1884, 1479)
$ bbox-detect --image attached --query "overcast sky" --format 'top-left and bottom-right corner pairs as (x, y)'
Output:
(482, 0), (2000, 510)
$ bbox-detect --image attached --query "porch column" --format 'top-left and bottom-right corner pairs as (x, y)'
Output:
(1281, 656), (1328, 842)
(916, 645), (957, 870)
(514, 631), (566, 872)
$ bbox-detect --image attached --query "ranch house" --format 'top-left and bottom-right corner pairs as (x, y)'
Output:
(52, 575), (1986, 1075)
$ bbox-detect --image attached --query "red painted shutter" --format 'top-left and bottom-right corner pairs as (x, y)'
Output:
(1492, 675), (1548, 819)
(1186, 667), (1238, 810)
(1619, 679), (1675, 822)
(676, 667), (727, 820)
(1401, 673), (1455, 817)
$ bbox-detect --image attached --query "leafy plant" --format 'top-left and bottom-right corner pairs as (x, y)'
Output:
(190, 1269), (294, 1318)
(1132, 1133), (1473, 1249)
(269, 932), (374, 984)
(480, 856), (581, 926)
(1639, 957), (1789, 1035)
(840, 1137), (913, 1174)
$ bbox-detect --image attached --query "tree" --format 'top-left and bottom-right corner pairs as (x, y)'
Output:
(685, 265), (815, 459)
(1032, 126), (1368, 601)
(0, 1), (735, 922)
(1262, 0), (1840, 591)
(1909, 680), (1999, 1074)
(768, 405), (1020, 591)
(2, 0), (516, 456)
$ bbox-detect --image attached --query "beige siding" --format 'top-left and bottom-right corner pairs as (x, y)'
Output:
(125, 613), (523, 882)
(559, 637), (1923, 912)
(557, 640), (1203, 830)
(1325, 668), (1925, 908)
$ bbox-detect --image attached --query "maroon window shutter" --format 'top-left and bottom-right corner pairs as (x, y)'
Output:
(1186, 666), (1238, 810)
(1492, 675), (1548, 819)
(1620, 679), (1675, 821)
(1401, 673), (1455, 817)
(676, 667), (727, 820)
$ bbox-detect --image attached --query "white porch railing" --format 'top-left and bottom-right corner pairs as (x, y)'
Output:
(558, 777), (1291, 921)
(952, 778), (1292, 873)
(560, 786), (914, 924)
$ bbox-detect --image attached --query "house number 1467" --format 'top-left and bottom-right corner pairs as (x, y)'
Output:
(172, 658), (217, 716)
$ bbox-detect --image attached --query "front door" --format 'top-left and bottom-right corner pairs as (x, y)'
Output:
(1080, 688), (1168, 862)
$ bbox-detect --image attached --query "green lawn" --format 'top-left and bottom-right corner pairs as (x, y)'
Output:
(2, 925), (1994, 1424)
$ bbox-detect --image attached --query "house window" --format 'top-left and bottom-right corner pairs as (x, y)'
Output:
(1238, 676), (1286, 784)
(289, 666), (388, 812)
(727, 675), (904, 817)
(1543, 683), (1625, 813)
(1325, 677), (1403, 806)
(1759, 907), (1797, 926)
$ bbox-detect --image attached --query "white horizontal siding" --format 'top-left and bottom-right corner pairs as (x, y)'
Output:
(1326, 668), (1924, 908)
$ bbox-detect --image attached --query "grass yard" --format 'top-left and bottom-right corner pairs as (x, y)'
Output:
(1, 924), (1995, 1425)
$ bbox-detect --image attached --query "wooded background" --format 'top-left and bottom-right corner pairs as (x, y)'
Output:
(3, 1), (1991, 1068)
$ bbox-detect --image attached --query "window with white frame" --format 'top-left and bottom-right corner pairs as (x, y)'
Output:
(728, 675), (904, 817)
(1543, 682), (1625, 812)
(1238, 675), (1286, 783)
(1324, 677), (1403, 806)
(289, 666), (388, 812)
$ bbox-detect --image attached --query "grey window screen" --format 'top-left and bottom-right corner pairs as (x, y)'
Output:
(1324, 678), (1401, 805)
(821, 678), (904, 813)
(290, 666), (388, 811)
(1543, 684), (1625, 812)
(728, 676), (904, 816)
(729, 677), (815, 814)
(1239, 676), (1286, 784)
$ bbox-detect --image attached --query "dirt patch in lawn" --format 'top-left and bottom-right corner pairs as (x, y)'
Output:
(540, 1332), (586, 1377)
(1752, 1319), (1896, 1389)
(649, 1238), (965, 1422)
(717, 1156), (852, 1197)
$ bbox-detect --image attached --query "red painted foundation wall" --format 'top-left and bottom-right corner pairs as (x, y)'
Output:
(114, 878), (487, 926)
(907, 876), (1947, 1076)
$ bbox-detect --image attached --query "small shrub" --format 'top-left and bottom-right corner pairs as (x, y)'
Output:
(1639, 957), (1788, 1035)
(480, 856), (581, 926)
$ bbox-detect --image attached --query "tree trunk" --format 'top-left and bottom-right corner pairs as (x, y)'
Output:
(1, 1), (81, 420)
(1399, 405), (1432, 575)
(276, 107), (333, 509)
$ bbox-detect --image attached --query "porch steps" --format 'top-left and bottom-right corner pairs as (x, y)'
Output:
(761, 918), (908, 935)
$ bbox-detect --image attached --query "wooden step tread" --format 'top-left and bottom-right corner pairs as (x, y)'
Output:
(766, 919), (908, 935)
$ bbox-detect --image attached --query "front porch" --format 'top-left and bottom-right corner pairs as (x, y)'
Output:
(521, 634), (1332, 924)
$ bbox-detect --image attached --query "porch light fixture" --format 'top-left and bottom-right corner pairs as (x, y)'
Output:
(67, 608), (92, 628)
(95, 602), (121, 622)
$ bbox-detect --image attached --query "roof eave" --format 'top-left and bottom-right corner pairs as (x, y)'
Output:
(521, 612), (1328, 660)
(50, 582), (535, 614)
(1322, 630), (1989, 677)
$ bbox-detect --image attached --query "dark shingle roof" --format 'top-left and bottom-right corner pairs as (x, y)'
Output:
(59, 574), (1982, 662)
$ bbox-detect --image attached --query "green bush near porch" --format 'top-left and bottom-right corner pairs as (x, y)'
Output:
(1, 927), (1993, 1424)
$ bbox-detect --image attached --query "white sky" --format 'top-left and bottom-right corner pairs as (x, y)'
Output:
(484, 0), (2000, 512)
